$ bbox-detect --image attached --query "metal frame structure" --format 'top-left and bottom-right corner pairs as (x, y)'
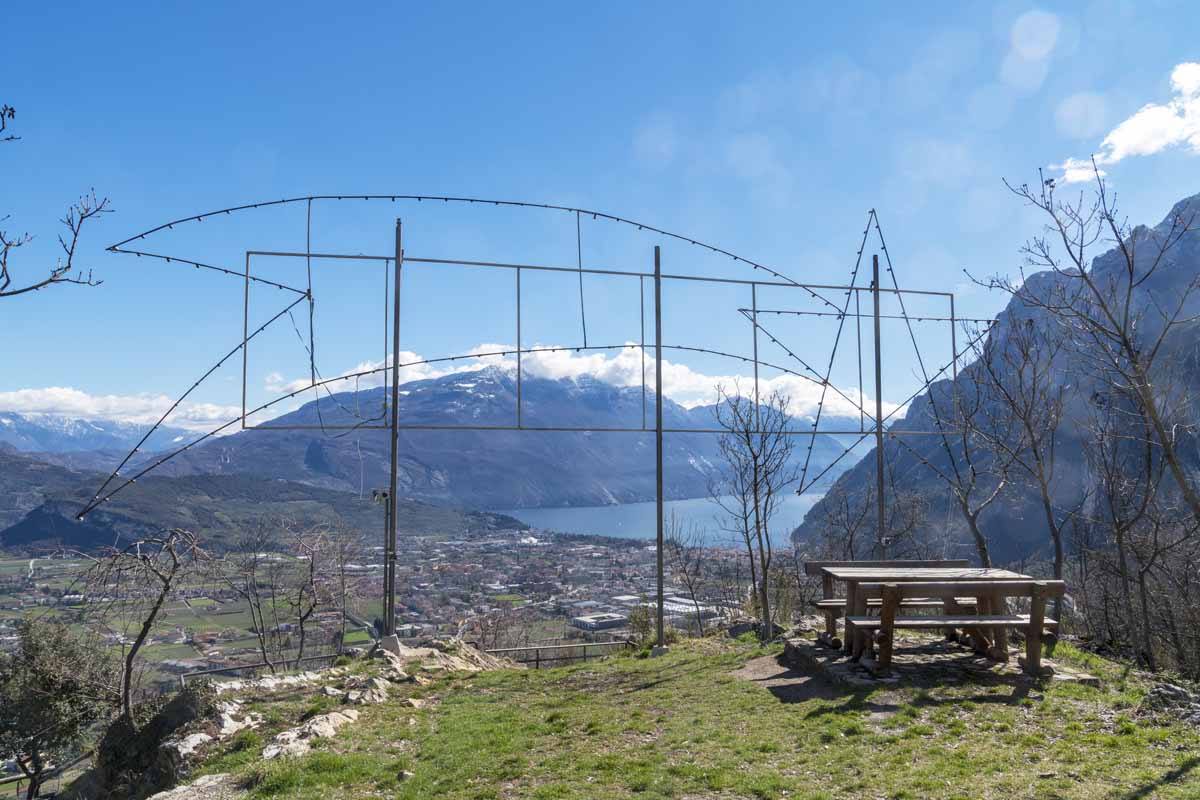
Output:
(78, 195), (994, 648)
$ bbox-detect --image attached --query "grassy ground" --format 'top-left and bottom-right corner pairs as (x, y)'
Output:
(193, 637), (1200, 800)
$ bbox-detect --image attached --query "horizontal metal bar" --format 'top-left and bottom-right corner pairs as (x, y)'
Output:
(249, 249), (390, 262)
(485, 641), (631, 654)
(240, 421), (956, 436)
(741, 308), (995, 323)
(245, 250), (949, 296)
(179, 652), (340, 684)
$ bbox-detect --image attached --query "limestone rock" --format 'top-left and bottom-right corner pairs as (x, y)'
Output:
(262, 710), (359, 760)
(145, 773), (240, 800)
(165, 732), (213, 760)
(215, 701), (262, 738)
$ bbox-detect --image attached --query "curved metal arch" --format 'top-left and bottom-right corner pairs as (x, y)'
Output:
(106, 193), (843, 311)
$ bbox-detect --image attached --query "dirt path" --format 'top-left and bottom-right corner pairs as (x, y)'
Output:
(731, 653), (840, 703)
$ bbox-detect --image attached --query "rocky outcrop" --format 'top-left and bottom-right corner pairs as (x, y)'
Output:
(377, 635), (518, 673)
(1138, 683), (1200, 726)
(262, 710), (360, 760)
(145, 774), (241, 800)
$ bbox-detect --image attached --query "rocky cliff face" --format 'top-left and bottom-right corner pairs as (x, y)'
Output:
(794, 192), (1200, 562)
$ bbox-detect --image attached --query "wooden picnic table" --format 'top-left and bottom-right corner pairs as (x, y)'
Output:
(821, 566), (1033, 657)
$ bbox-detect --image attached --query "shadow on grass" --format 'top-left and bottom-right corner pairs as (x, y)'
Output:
(628, 658), (715, 693)
(1120, 756), (1199, 799)
(753, 640), (1044, 710)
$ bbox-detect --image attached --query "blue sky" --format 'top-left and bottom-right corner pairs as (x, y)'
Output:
(4, 2), (1200, 432)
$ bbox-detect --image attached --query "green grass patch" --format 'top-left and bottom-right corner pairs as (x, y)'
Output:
(193, 638), (1200, 799)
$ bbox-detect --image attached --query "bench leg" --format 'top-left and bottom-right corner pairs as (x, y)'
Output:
(990, 591), (1010, 661)
(965, 595), (993, 654)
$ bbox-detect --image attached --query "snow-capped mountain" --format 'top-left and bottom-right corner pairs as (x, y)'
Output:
(0, 412), (192, 454)
(142, 366), (857, 508)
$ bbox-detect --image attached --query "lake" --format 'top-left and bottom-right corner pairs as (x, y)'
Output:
(497, 493), (824, 548)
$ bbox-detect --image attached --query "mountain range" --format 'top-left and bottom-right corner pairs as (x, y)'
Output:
(0, 411), (191, 455)
(92, 367), (858, 509)
(0, 368), (861, 551)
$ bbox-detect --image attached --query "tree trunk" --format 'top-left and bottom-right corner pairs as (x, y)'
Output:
(1136, 570), (1158, 671)
(123, 575), (172, 721)
(1113, 528), (1140, 662)
(963, 504), (992, 568)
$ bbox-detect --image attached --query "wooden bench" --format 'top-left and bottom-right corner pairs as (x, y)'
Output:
(804, 560), (971, 648)
(847, 580), (1066, 675)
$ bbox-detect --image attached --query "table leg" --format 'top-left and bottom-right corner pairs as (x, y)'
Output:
(822, 573), (837, 641)
(942, 597), (959, 641)
(850, 583), (869, 660)
(843, 581), (857, 656)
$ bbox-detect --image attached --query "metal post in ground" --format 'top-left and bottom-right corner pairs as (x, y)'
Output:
(385, 219), (403, 635)
(654, 245), (666, 653)
(872, 254), (886, 559)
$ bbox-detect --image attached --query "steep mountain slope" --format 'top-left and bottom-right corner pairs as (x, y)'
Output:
(794, 191), (1200, 562)
(146, 368), (854, 508)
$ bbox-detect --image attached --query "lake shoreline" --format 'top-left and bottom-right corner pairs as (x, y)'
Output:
(495, 493), (824, 548)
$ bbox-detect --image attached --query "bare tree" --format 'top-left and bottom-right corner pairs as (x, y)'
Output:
(709, 384), (798, 641)
(215, 523), (288, 673)
(326, 526), (366, 653)
(974, 315), (1081, 616)
(993, 164), (1200, 525)
(664, 512), (709, 635)
(811, 483), (872, 560)
(285, 527), (328, 667)
(82, 529), (206, 722)
(889, 350), (1020, 567)
(1, 104), (108, 299)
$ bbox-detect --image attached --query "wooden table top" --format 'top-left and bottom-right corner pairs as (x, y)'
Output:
(821, 567), (1031, 581)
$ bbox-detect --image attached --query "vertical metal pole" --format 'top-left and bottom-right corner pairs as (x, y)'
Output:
(576, 210), (588, 348)
(640, 276), (646, 430)
(872, 254), (887, 559)
(386, 219), (403, 636)
(306, 198), (316, 387)
(242, 253), (250, 429)
(855, 289), (864, 434)
(516, 268), (522, 428)
(949, 294), (958, 384)
(751, 283), (760, 429)
(654, 246), (665, 649)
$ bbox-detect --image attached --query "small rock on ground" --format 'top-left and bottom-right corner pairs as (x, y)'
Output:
(145, 773), (243, 800)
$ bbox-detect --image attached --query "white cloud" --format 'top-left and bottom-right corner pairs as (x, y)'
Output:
(1009, 10), (1060, 61)
(1055, 91), (1109, 139)
(999, 10), (1060, 94)
(1052, 62), (1200, 183)
(0, 387), (242, 431)
(266, 342), (903, 422)
(7, 342), (912, 437)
